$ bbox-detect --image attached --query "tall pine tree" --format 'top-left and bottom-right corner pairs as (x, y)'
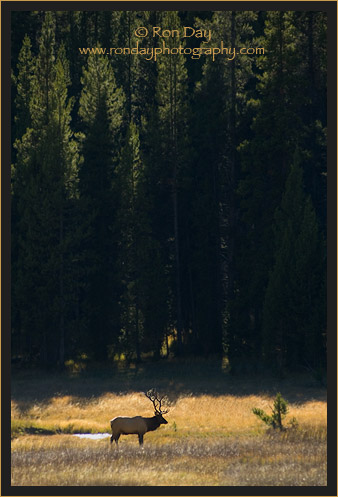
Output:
(78, 51), (124, 361)
(262, 157), (326, 372)
(155, 11), (189, 354)
(12, 13), (80, 367)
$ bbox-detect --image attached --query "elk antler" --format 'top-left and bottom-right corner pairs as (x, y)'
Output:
(145, 389), (169, 415)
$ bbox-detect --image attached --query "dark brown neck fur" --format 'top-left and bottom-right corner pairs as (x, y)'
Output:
(144, 416), (161, 432)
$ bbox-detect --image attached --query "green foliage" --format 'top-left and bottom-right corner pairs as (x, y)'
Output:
(12, 12), (80, 366)
(155, 11), (189, 354)
(77, 50), (125, 362)
(13, 34), (34, 141)
(79, 50), (124, 134)
(115, 122), (145, 360)
(252, 393), (290, 430)
(262, 156), (326, 371)
(227, 11), (327, 371)
(10, 10), (327, 369)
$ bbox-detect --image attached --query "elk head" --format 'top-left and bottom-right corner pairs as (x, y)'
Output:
(145, 388), (169, 424)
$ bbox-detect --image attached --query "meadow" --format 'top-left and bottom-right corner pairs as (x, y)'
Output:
(11, 359), (327, 486)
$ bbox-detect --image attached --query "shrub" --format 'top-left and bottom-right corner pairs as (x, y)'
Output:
(252, 392), (290, 430)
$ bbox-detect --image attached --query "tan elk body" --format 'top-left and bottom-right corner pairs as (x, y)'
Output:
(110, 389), (169, 446)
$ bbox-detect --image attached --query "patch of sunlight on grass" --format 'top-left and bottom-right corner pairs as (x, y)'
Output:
(12, 391), (327, 440)
(11, 374), (327, 486)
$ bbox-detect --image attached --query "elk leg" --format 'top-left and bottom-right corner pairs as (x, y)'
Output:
(138, 434), (144, 445)
(111, 434), (120, 445)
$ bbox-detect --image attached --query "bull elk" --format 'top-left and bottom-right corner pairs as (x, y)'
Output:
(110, 389), (169, 446)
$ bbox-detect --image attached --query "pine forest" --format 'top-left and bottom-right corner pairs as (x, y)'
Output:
(10, 9), (328, 375)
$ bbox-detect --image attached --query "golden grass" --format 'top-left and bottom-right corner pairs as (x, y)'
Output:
(11, 371), (327, 486)
(11, 430), (327, 486)
(12, 391), (327, 437)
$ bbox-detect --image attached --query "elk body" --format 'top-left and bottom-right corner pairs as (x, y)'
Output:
(110, 389), (169, 446)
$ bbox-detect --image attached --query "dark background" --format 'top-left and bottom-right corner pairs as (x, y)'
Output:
(9, 6), (329, 377)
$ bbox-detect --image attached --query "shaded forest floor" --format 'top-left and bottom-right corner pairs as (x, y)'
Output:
(11, 359), (327, 486)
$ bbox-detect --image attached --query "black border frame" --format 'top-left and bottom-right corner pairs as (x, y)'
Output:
(2, 1), (337, 496)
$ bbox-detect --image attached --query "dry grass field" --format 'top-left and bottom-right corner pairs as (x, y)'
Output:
(11, 360), (327, 486)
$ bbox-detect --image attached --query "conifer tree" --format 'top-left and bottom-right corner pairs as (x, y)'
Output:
(191, 11), (257, 357)
(11, 33), (35, 353)
(155, 11), (189, 354)
(228, 11), (308, 370)
(13, 34), (34, 142)
(78, 52), (124, 361)
(292, 11), (327, 228)
(12, 13), (80, 366)
(262, 157), (326, 371)
(116, 122), (169, 360)
(115, 122), (145, 361)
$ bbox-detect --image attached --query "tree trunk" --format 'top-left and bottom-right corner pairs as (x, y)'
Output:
(187, 233), (197, 343)
(172, 58), (182, 354)
(59, 199), (65, 368)
(173, 176), (182, 354)
(227, 11), (237, 301)
(135, 302), (141, 362)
